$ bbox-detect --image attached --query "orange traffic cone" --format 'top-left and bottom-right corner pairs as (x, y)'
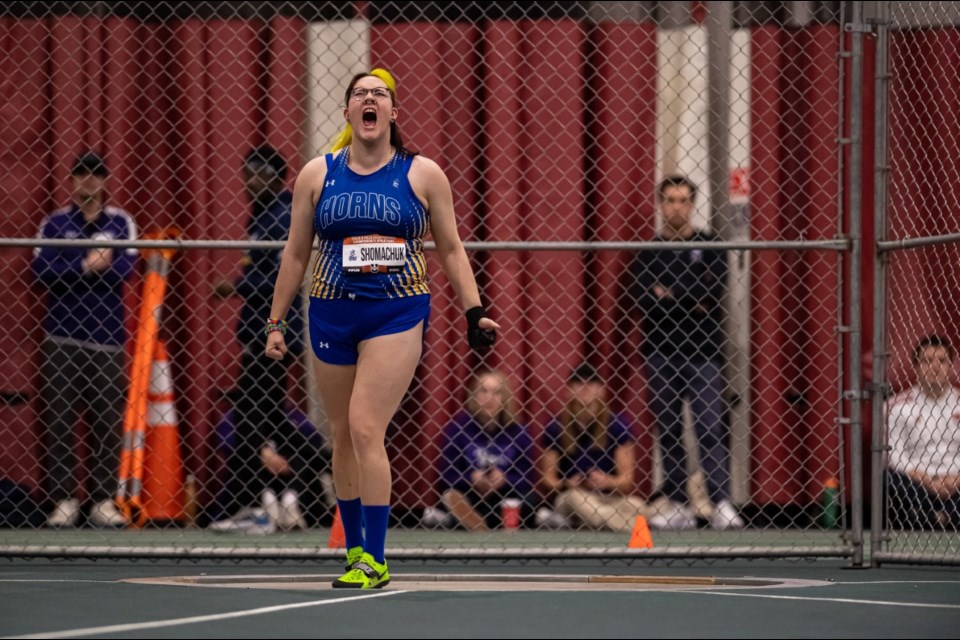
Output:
(628, 515), (654, 548)
(327, 506), (346, 548)
(141, 340), (185, 524)
(117, 229), (180, 527)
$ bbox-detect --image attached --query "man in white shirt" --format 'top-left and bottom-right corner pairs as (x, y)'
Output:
(886, 335), (960, 529)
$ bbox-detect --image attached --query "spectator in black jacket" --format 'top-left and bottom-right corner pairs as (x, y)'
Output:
(210, 146), (309, 533)
(626, 175), (743, 531)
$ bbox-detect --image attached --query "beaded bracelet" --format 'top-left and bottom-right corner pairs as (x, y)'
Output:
(264, 317), (288, 336)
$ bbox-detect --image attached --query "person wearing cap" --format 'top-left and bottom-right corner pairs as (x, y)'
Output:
(437, 369), (535, 532)
(209, 145), (318, 534)
(625, 175), (744, 530)
(539, 364), (649, 532)
(265, 69), (499, 589)
(32, 151), (137, 528)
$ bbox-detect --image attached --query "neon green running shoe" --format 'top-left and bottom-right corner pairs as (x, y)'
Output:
(332, 552), (390, 589)
(344, 545), (364, 572)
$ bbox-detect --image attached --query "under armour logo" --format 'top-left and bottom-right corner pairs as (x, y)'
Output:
(317, 342), (329, 349)
(325, 179), (336, 188)
(392, 179), (399, 188)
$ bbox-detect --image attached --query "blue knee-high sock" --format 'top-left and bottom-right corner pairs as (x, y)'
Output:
(362, 504), (390, 564)
(337, 497), (364, 551)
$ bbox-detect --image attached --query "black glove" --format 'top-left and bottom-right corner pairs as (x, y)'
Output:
(466, 306), (496, 352)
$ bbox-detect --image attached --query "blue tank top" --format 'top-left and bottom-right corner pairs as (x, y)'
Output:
(310, 149), (430, 299)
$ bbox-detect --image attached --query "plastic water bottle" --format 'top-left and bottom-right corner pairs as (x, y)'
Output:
(820, 477), (839, 529)
(183, 474), (198, 528)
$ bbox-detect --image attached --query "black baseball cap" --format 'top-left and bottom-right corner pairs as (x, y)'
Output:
(71, 152), (109, 177)
(568, 363), (603, 384)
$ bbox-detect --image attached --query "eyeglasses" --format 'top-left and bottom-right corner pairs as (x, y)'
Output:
(351, 87), (391, 101)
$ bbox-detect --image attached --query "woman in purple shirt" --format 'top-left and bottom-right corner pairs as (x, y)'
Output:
(540, 364), (647, 532)
(439, 370), (534, 531)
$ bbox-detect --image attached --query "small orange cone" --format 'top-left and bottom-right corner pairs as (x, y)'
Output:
(141, 340), (185, 524)
(327, 506), (345, 548)
(628, 515), (654, 548)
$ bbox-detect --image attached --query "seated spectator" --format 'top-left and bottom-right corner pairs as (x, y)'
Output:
(210, 405), (332, 532)
(540, 364), (647, 532)
(887, 334), (960, 530)
(438, 370), (535, 531)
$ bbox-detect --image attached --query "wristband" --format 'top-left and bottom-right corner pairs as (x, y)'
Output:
(466, 306), (496, 352)
(264, 317), (288, 336)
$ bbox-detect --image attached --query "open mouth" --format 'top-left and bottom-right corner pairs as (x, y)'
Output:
(361, 108), (378, 127)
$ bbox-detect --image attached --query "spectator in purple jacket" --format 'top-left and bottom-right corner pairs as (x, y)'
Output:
(32, 152), (137, 528)
(439, 369), (534, 531)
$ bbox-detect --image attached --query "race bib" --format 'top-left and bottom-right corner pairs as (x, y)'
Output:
(342, 235), (406, 274)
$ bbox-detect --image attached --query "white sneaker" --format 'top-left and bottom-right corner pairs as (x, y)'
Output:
(421, 506), (454, 529)
(711, 500), (746, 530)
(648, 502), (697, 530)
(47, 498), (80, 527)
(89, 499), (128, 527)
(535, 507), (569, 530)
(208, 508), (276, 535)
(262, 489), (281, 525)
(278, 490), (307, 531)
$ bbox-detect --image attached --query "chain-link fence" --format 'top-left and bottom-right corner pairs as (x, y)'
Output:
(870, 1), (960, 566)
(0, 1), (955, 565)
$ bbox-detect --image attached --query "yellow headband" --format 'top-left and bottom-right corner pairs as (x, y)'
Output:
(370, 68), (397, 93)
(329, 68), (397, 153)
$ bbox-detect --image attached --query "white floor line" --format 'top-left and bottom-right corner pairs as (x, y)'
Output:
(0, 580), (114, 584)
(833, 580), (960, 585)
(5, 590), (408, 639)
(683, 590), (960, 610)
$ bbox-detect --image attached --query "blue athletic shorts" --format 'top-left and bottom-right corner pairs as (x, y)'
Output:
(308, 294), (431, 365)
